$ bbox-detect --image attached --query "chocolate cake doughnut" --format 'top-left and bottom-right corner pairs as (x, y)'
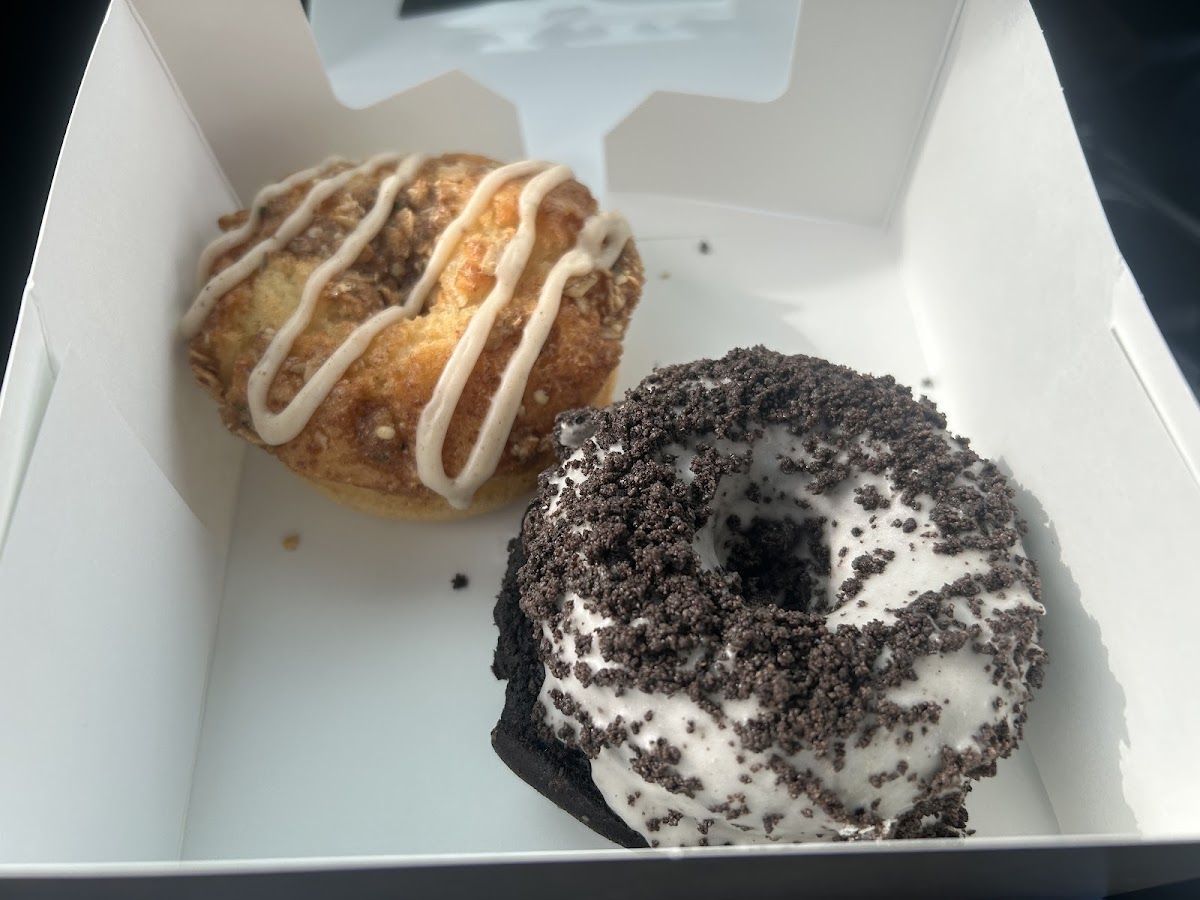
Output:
(182, 153), (642, 519)
(492, 347), (1046, 847)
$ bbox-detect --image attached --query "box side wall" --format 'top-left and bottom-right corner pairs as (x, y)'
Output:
(0, 352), (228, 864)
(0, 297), (55, 551)
(0, 0), (242, 862)
(132, 0), (526, 203)
(5, 835), (1200, 896)
(606, 0), (960, 225)
(307, 0), (804, 195)
(25, 0), (245, 542)
(896, 0), (1200, 836)
(1110, 267), (1200, 486)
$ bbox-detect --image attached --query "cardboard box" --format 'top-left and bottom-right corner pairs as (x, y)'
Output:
(2, 0), (1198, 895)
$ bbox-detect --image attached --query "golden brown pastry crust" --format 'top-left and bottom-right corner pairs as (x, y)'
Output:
(188, 154), (642, 517)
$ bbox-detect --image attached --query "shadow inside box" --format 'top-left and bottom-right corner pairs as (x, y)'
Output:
(617, 269), (821, 383)
(617, 225), (909, 391)
(998, 461), (1139, 835)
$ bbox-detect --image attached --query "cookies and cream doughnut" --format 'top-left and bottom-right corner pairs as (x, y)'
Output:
(183, 153), (642, 519)
(492, 347), (1046, 847)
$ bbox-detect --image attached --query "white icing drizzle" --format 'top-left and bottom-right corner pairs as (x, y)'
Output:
(416, 172), (631, 509)
(180, 153), (397, 340)
(181, 154), (631, 506)
(400, 159), (552, 318)
(193, 157), (344, 291)
(246, 153), (428, 445)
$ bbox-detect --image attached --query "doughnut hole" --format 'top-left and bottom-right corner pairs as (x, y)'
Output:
(714, 512), (830, 613)
(673, 435), (834, 615)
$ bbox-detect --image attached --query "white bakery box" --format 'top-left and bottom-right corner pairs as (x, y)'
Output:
(1, 0), (1198, 896)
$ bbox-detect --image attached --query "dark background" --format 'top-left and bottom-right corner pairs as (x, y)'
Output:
(0, 2), (1197, 898)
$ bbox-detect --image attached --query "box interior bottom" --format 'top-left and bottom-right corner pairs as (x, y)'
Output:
(180, 202), (1061, 860)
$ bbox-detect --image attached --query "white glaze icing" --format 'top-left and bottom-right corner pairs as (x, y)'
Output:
(182, 154), (631, 506)
(536, 422), (1044, 846)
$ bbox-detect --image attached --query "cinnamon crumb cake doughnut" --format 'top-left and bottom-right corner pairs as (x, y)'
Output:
(492, 347), (1047, 847)
(181, 153), (642, 519)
